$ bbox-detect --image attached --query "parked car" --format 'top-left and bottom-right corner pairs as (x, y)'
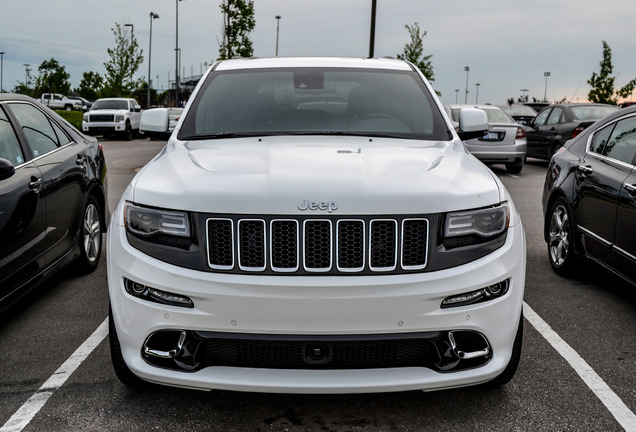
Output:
(526, 103), (619, 159)
(542, 104), (636, 286)
(68, 96), (93, 111)
(0, 94), (109, 313)
(496, 104), (537, 126)
(82, 98), (142, 140)
(108, 57), (526, 394)
(446, 104), (527, 173)
(39, 93), (83, 111)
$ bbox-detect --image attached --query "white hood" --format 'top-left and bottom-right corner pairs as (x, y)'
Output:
(131, 135), (502, 215)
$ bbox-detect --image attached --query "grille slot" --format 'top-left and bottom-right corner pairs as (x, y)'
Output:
(206, 216), (428, 275)
(195, 336), (439, 370)
(89, 114), (114, 122)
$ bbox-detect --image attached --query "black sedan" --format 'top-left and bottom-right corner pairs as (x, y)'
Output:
(0, 94), (108, 312)
(542, 105), (636, 286)
(527, 103), (618, 159)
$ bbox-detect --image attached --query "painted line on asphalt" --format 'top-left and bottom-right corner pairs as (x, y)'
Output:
(0, 318), (109, 432)
(524, 302), (636, 431)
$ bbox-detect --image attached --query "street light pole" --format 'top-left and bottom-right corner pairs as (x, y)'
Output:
(275, 15), (281, 56)
(464, 66), (470, 104)
(23, 63), (30, 86)
(124, 23), (134, 87)
(369, 0), (377, 58)
(475, 83), (480, 104)
(544, 71), (551, 102)
(148, 12), (159, 108)
(175, 0), (185, 107)
(0, 52), (4, 93)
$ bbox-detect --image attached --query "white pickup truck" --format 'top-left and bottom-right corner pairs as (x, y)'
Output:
(40, 93), (83, 111)
(82, 98), (142, 140)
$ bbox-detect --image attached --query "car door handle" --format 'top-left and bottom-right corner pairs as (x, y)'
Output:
(624, 183), (636, 196)
(29, 176), (42, 192)
(576, 164), (593, 175)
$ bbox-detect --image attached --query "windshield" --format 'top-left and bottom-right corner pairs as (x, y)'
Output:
(570, 105), (618, 121)
(180, 67), (448, 140)
(92, 100), (128, 110)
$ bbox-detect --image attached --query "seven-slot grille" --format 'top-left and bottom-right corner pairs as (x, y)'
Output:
(206, 217), (428, 275)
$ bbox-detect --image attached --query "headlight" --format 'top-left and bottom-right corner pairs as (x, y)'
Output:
(125, 203), (191, 247)
(444, 203), (509, 248)
(83, 114), (88, 122)
(115, 114), (125, 122)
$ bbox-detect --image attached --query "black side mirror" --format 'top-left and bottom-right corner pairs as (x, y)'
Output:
(0, 158), (16, 181)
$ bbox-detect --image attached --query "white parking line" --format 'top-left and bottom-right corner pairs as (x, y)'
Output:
(2, 309), (636, 432)
(0, 318), (108, 432)
(524, 302), (636, 431)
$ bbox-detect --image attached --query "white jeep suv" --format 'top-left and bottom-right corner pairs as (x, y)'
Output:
(108, 57), (526, 394)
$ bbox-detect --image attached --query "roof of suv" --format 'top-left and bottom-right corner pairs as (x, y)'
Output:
(213, 57), (414, 71)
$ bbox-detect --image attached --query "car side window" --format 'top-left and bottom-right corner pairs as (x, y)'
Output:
(589, 124), (614, 154)
(546, 108), (563, 125)
(0, 107), (25, 166)
(8, 103), (66, 157)
(601, 116), (636, 165)
(534, 109), (550, 126)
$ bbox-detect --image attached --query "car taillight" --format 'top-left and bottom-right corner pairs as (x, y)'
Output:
(516, 127), (526, 139)
(572, 126), (585, 138)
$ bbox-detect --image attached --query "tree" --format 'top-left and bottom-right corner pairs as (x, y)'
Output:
(34, 58), (71, 96)
(587, 41), (636, 104)
(587, 41), (616, 104)
(396, 22), (435, 83)
(218, 0), (256, 60)
(74, 71), (103, 101)
(103, 23), (144, 97)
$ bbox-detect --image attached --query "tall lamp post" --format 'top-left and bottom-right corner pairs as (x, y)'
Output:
(275, 15), (281, 56)
(543, 71), (551, 102)
(23, 64), (30, 86)
(475, 83), (480, 104)
(0, 51), (4, 93)
(148, 12), (159, 108)
(124, 23), (134, 85)
(464, 66), (470, 104)
(455, 89), (459, 104)
(175, 0), (185, 107)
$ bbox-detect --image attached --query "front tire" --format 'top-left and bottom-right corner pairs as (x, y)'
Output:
(547, 198), (579, 275)
(122, 122), (133, 141)
(76, 195), (102, 273)
(505, 160), (523, 174)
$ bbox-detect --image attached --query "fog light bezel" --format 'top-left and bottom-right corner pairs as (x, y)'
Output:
(441, 279), (510, 309)
(124, 278), (194, 308)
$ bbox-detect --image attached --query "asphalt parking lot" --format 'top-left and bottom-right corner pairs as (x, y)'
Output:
(1, 138), (635, 432)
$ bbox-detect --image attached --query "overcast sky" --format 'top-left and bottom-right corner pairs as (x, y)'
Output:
(1, 0), (636, 105)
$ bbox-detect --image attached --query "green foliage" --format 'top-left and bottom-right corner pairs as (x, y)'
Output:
(103, 23), (144, 97)
(34, 58), (72, 96)
(218, 0), (256, 60)
(587, 41), (617, 104)
(75, 71), (104, 101)
(396, 22), (435, 83)
(54, 110), (83, 130)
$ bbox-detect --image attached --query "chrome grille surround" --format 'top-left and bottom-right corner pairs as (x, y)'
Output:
(206, 216), (429, 275)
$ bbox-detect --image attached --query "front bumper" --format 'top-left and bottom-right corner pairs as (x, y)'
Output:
(108, 219), (525, 393)
(82, 123), (127, 134)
